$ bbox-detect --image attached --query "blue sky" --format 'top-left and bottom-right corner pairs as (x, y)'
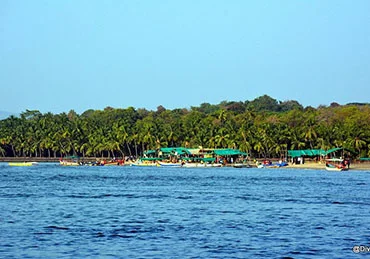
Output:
(1, 0), (369, 114)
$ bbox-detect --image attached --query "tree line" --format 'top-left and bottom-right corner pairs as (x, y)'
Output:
(1, 95), (369, 159)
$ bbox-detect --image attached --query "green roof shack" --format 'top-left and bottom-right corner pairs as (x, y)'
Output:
(288, 147), (357, 164)
(213, 148), (248, 164)
(288, 149), (326, 164)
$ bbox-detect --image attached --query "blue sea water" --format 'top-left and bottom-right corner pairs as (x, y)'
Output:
(0, 163), (369, 258)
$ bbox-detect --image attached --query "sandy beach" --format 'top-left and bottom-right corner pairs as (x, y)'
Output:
(1, 157), (370, 170)
(286, 161), (370, 171)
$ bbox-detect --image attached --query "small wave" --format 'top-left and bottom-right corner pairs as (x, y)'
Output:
(95, 232), (105, 237)
(343, 237), (356, 241)
(122, 220), (146, 224)
(2, 193), (34, 198)
(332, 223), (355, 228)
(314, 226), (325, 230)
(218, 210), (236, 214)
(176, 196), (192, 199)
(109, 234), (134, 239)
(34, 232), (53, 235)
(44, 225), (69, 230)
(235, 196), (253, 201)
(157, 219), (170, 223)
(332, 201), (345, 204)
(67, 193), (132, 199)
(284, 198), (299, 202)
(66, 193), (171, 199)
(63, 213), (74, 219)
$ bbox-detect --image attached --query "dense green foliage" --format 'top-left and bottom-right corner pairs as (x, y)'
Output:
(1, 95), (370, 159)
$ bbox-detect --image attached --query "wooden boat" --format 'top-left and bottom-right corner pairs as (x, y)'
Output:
(60, 160), (80, 166)
(130, 160), (158, 167)
(157, 161), (182, 167)
(8, 162), (38, 166)
(59, 156), (81, 166)
(256, 160), (288, 168)
(233, 163), (250, 168)
(256, 163), (264, 168)
(101, 159), (124, 166)
(325, 163), (345, 171)
(325, 158), (348, 171)
(210, 163), (222, 167)
(181, 162), (207, 168)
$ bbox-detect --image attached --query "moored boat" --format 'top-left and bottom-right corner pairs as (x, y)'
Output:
(8, 162), (38, 166)
(60, 160), (80, 166)
(101, 159), (124, 166)
(233, 163), (250, 168)
(157, 161), (182, 167)
(181, 162), (207, 168)
(59, 156), (81, 166)
(256, 160), (288, 168)
(325, 163), (345, 171)
(131, 159), (158, 167)
(325, 158), (349, 172)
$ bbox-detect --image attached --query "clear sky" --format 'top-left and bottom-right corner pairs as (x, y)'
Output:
(1, 0), (369, 114)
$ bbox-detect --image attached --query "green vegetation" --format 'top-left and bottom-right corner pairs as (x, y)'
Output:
(1, 95), (370, 159)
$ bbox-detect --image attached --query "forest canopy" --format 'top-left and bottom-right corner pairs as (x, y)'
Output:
(1, 95), (369, 159)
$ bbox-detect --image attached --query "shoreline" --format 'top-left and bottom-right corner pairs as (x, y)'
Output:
(283, 162), (370, 171)
(1, 157), (370, 170)
(0, 157), (96, 163)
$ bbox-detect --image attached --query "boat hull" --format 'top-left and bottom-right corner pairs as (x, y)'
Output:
(157, 161), (182, 167)
(233, 163), (250, 168)
(102, 162), (123, 166)
(9, 162), (38, 166)
(182, 163), (206, 168)
(60, 161), (80, 166)
(131, 162), (157, 167)
(325, 163), (348, 172)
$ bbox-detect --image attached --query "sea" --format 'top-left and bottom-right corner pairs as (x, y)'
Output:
(0, 163), (369, 258)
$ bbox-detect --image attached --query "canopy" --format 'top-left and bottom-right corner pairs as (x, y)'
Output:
(144, 150), (156, 155)
(160, 147), (192, 155)
(213, 149), (248, 156)
(288, 149), (325, 158)
(288, 148), (357, 158)
(325, 147), (357, 155)
(360, 158), (370, 161)
(201, 157), (216, 162)
(187, 148), (200, 155)
(192, 157), (217, 162)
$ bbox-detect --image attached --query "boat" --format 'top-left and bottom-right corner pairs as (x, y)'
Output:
(268, 161), (288, 168)
(8, 162), (38, 166)
(325, 163), (345, 171)
(256, 162), (264, 168)
(233, 163), (250, 168)
(181, 162), (207, 168)
(210, 163), (222, 167)
(157, 161), (182, 167)
(256, 160), (288, 168)
(181, 162), (223, 168)
(325, 158), (348, 172)
(130, 159), (158, 167)
(59, 156), (81, 166)
(60, 160), (80, 166)
(100, 159), (124, 166)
